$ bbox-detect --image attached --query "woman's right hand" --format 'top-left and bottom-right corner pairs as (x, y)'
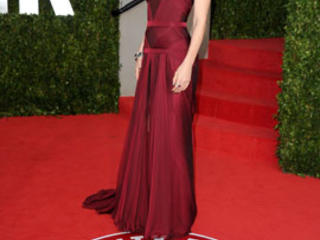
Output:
(135, 55), (143, 81)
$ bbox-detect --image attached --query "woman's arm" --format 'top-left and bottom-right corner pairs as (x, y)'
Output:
(172, 0), (211, 92)
(135, 35), (145, 80)
(138, 34), (145, 53)
(183, 0), (211, 66)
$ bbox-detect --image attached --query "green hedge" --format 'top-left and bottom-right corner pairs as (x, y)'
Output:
(0, 0), (120, 117)
(275, 0), (320, 178)
(210, 0), (288, 39)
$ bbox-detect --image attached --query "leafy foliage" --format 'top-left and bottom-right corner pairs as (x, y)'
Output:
(275, 0), (320, 178)
(0, 0), (120, 117)
(210, 0), (288, 39)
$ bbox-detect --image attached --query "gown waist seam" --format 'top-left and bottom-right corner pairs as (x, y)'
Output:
(147, 20), (187, 28)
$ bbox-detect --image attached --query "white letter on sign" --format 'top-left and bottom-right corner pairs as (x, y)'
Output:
(49, 0), (74, 16)
(19, 0), (39, 14)
(0, 0), (8, 13)
(0, 0), (74, 15)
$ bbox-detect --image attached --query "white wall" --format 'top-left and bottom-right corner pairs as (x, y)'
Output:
(119, 0), (210, 96)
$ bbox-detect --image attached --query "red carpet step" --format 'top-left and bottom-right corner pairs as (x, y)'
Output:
(208, 38), (284, 74)
(196, 38), (283, 130)
(118, 96), (134, 118)
(196, 88), (278, 128)
(198, 60), (281, 103)
(193, 115), (278, 162)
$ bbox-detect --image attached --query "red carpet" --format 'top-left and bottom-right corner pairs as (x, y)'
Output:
(1, 38), (320, 240)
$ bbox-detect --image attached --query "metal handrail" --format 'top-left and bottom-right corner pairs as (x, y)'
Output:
(112, 0), (145, 16)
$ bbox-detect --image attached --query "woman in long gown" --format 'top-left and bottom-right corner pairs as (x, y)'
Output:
(82, 0), (211, 239)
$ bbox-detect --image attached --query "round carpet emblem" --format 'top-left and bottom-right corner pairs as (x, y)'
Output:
(92, 232), (218, 240)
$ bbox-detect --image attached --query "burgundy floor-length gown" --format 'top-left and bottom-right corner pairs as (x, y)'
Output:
(82, 0), (199, 239)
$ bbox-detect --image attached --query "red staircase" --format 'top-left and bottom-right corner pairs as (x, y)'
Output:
(194, 38), (284, 161)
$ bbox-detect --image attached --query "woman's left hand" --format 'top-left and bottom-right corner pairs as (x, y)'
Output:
(171, 60), (193, 93)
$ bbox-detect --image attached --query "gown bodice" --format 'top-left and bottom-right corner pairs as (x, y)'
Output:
(144, 0), (194, 51)
(146, 0), (194, 23)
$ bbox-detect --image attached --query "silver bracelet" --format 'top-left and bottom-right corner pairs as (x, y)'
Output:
(134, 51), (143, 61)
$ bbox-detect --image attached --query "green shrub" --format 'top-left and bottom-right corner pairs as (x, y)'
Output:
(210, 0), (288, 39)
(275, 0), (320, 178)
(0, 0), (120, 117)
